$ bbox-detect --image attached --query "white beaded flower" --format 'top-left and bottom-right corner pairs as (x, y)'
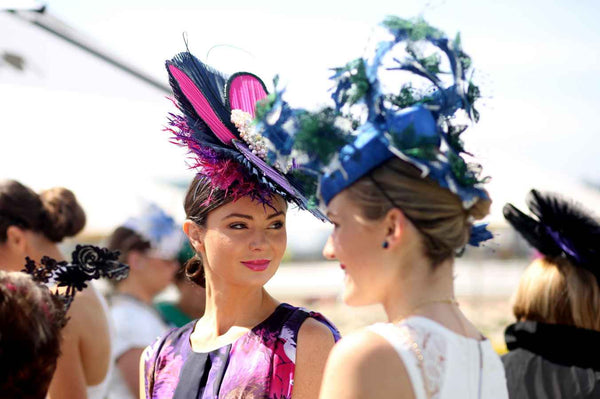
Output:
(231, 109), (268, 160)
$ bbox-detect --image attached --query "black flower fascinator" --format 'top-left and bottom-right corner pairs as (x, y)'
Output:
(22, 244), (129, 312)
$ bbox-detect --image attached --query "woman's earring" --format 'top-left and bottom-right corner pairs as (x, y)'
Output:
(382, 241), (389, 249)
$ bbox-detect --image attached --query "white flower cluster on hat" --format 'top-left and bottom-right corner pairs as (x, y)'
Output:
(231, 109), (268, 160)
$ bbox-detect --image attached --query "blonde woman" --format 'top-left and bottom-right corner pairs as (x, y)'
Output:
(502, 190), (600, 398)
(262, 16), (509, 399)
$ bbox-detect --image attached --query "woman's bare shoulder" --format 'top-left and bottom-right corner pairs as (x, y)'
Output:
(319, 328), (415, 399)
(298, 317), (336, 344)
(62, 285), (109, 338)
(67, 285), (105, 315)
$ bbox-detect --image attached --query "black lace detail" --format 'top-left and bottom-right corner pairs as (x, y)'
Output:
(22, 244), (129, 310)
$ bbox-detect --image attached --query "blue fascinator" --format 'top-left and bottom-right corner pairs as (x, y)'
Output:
(252, 17), (492, 246)
(123, 203), (184, 260)
(504, 190), (600, 283)
(319, 16), (488, 207)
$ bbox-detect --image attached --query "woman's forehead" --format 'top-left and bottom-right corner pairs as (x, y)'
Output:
(211, 196), (286, 219)
(326, 191), (352, 215)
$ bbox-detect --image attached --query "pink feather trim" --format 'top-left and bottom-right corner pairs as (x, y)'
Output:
(164, 106), (274, 205)
(227, 73), (268, 117)
(168, 64), (237, 145)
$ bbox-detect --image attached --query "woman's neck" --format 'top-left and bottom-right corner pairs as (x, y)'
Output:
(197, 276), (278, 339)
(117, 282), (155, 305)
(383, 256), (457, 324)
(40, 245), (64, 262)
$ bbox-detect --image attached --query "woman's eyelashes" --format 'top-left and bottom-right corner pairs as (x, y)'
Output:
(228, 222), (247, 230)
(227, 220), (285, 230)
(269, 220), (285, 229)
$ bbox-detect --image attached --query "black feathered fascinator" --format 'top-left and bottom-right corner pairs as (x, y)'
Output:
(503, 189), (600, 282)
(22, 245), (129, 321)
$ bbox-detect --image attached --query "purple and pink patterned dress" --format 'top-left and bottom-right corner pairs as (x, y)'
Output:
(143, 303), (340, 399)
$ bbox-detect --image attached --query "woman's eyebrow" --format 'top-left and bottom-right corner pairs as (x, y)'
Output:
(267, 211), (284, 219)
(222, 213), (253, 220)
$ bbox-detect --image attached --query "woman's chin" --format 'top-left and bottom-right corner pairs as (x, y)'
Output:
(240, 266), (278, 287)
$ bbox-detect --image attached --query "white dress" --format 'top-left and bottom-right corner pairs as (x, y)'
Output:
(368, 317), (509, 399)
(87, 284), (113, 399)
(106, 295), (169, 399)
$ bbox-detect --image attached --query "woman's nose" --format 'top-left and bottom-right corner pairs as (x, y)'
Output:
(249, 230), (267, 251)
(322, 235), (336, 260)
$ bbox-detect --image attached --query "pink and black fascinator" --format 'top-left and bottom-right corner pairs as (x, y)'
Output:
(165, 51), (322, 217)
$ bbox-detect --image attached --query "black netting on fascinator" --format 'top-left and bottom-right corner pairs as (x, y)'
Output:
(503, 189), (600, 282)
(22, 244), (129, 315)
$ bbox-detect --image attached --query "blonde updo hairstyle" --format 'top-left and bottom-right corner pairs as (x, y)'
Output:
(346, 158), (491, 266)
(0, 180), (86, 243)
(512, 256), (600, 331)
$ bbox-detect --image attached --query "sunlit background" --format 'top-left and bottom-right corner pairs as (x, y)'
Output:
(2, 0), (599, 350)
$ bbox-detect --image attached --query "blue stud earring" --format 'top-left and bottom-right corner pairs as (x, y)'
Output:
(382, 241), (389, 249)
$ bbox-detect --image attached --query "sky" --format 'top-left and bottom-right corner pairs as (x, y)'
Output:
(2, 0), (600, 237)
(37, 0), (600, 183)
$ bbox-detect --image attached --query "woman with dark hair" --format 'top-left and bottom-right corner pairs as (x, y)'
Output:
(106, 204), (181, 399)
(141, 51), (340, 399)
(502, 190), (600, 398)
(0, 246), (128, 399)
(0, 270), (65, 399)
(260, 17), (508, 399)
(0, 179), (113, 399)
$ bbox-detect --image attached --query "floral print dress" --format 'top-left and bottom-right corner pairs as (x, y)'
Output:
(143, 303), (340, 399)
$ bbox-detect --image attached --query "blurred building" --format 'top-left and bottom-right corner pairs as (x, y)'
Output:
(0, 5), (190, 240)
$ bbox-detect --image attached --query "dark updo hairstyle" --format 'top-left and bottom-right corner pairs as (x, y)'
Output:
(183, 177), (236, 287)
(0, 271), (66, 398)
(347, 158), (491, 267)
(0, 180), (86, 243)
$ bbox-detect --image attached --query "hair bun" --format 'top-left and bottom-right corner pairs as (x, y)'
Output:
(38, 188), (86, 242)
(467, 194), (492, 222)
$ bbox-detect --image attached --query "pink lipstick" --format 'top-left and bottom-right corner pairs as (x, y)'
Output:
(241, 259), (270, 271)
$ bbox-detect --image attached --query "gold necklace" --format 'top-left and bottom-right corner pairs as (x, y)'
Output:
(393, 298), (459, 323)
(409, 298), (459, 314)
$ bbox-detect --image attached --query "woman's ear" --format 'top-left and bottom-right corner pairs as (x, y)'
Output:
(0, 226), (28, 271)
(383, 208), (407, 249)
(183, 220), (205, 254)
(5, 225), (28, 254)
(126, 250), (144, 270)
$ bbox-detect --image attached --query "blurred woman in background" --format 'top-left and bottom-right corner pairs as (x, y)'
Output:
(0, 245), (128, 399)
(502, 189), (600, 398)
(106, 203), (181, 399)
(0, 270), (66, 399)
(155, 241), (206, 327)
(0, 179), (112, 399)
